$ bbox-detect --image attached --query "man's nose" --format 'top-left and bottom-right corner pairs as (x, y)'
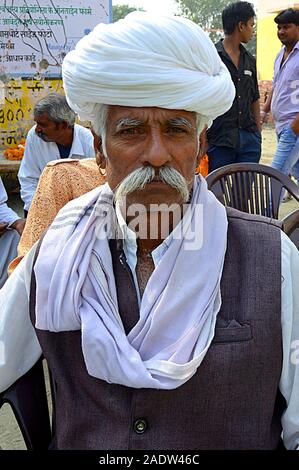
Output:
(141, 130), (172, 167)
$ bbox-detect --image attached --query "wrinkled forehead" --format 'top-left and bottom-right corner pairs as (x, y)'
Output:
(106, 105), (197, 127)
(34, 112), (52, 125)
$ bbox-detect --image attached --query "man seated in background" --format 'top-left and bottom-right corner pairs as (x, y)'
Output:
(18, 93), (95, 213)
(0, 177), (25, 288)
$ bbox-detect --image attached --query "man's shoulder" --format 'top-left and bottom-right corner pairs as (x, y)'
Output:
(52, 185), (103, 219)
(74, 124), (93, 136)
(241, 45), (256, 64)
(276, 46), (285, 56)
(215, 40), (223, 53)
(226, 207), (282, 231)
(45, 158), (98, 178)
(46, 158), (80, 167)
(26, 125), (38, 140)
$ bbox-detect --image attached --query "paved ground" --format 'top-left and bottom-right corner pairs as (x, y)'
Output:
(0, 125), (298, 450)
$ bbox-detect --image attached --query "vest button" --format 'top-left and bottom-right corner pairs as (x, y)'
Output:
(133, 418), (147, 434)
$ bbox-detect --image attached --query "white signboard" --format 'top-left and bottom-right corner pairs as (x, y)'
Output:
(0, 1), (111, 77)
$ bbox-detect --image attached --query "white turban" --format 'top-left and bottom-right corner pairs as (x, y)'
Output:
(62, 12), (235, 125)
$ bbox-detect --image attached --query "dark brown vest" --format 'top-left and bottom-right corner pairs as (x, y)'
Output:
(30, 208), (284, 450)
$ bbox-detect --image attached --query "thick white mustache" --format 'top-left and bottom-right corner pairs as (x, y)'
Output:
(114, 166), (190, 203)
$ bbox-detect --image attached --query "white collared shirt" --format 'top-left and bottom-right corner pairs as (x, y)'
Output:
(0, 177), (19, 226)
(0, 224), (298, 449)
(18, 124), (95, 210)
(115, 202), (172, 305)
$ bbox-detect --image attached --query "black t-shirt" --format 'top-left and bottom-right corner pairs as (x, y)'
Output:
(57, 142), (72, 158)
(207, 40), (260, 148)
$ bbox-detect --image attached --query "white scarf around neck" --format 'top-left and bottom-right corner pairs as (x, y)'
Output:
(35, 176), (228, 389)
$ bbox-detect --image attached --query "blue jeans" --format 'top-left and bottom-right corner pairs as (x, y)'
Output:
(207, 129), (261, 172)
(271, 124), (299, 183)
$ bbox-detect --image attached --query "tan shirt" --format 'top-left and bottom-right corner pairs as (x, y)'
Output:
(9, 158), (104, 273)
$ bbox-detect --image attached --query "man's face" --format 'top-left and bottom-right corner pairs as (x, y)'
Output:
(277, 23), (299, 47)
(97, 105), (200, 207)
(240, 17), (255, 43)
(34, 113), (64, 142)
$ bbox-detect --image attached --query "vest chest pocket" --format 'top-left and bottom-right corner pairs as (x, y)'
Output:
(213, 319), (252, 344)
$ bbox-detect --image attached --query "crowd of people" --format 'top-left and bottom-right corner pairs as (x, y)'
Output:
(0, 2), (298, 451)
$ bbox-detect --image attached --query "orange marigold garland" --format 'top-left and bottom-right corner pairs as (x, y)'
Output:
(3, 139), (26, 161)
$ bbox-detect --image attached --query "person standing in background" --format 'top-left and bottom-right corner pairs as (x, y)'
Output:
(262, 8), (299, 188)
(207, 1), (261, 172)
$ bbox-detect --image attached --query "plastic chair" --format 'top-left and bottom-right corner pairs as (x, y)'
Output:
(282, 208), (299, 249)
(206, 163), (299, 219)
(0, 358), (51, 450)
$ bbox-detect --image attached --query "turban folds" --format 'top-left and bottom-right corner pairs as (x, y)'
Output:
(62, 12), (235, 125)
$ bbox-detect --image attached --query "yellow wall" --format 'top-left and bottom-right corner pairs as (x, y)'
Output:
(258, 0), (299, 15)
(257, 15), (282, 80)
(0, 78), (64, 150)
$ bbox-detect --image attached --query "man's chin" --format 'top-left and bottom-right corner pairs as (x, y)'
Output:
(125, 186), (186, 208)
(36, 133), (51, 142)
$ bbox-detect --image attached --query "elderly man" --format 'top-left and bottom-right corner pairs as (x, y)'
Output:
(0, 13), (299, 450)
(18, 93), (95, 211)
(0, 177), (25, 288)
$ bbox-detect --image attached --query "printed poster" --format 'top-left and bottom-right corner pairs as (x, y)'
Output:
(0, 1), (111, 77)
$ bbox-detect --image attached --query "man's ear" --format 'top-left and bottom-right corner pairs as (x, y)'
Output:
(93, 133), (106, 169)
(196, 139), (201, 167)
(197, 125), (208, 164)
(238, 21), (245, 32)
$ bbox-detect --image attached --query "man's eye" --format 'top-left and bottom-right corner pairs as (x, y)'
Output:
(119, 128), (142, 135)
(167, 127), (188, 134)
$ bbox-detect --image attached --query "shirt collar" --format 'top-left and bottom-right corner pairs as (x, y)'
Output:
(115, 200), (173, 268)
(280, 40), (299, 55)
(115, 201), (137, 248)
(69, 124), (85, 157)
(216, 39), (247, 57)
